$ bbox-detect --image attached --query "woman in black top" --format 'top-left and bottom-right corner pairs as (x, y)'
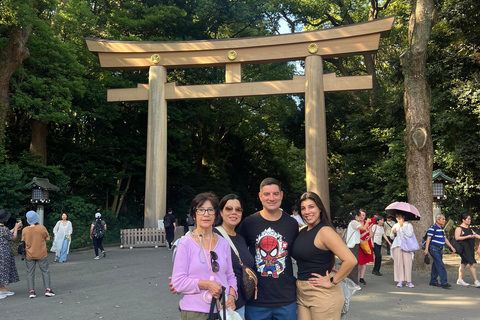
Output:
(454, 213), (480, 287)
(214, 194), (254, 319)
(291, 192), (356, 320)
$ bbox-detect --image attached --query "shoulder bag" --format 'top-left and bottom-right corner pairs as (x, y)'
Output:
(359, 230), (371, 255)
(400, 225), (420, 252)
(215, 226), (258, 300)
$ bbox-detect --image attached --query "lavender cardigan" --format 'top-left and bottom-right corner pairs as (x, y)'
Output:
(172, 235), (237, 313)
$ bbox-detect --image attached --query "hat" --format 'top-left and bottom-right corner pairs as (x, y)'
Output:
(26, 210), (39, 225)
(95, 212), (101, 218)
(0, 209), (12, 223)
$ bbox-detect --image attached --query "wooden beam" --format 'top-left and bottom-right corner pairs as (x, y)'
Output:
(106, 74), (373, 102)
(226, 63), (241, 83)
(86, 16), (394, 54)
(96, 34), (381, 70)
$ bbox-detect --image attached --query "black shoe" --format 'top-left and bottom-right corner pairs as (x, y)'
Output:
(102, 251), (106, 258)
(359, 278), (367, 285)
(429, 282), (440, 287)
(372, 271), (382, 276)
(441, 283), (452, 289)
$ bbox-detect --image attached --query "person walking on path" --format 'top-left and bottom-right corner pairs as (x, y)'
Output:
(371, 216), (391, 276)
(51, 213), (73, 263)
(383, 215), (394, 255)
(239, 177), (299, 320)
(454, 213), (480, 287)
(0, 209), (22, 298)
(164, 208), (176, 250)
(345, 210), (371, 285)
(357, 209), (374, 285)
(21, 210), (55, 298)
(424, 214), (456, 288)
(390, 213), (415, 288)
(90, 212), (107, 259)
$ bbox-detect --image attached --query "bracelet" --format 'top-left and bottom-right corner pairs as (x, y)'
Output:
(330, 277), (338, 285)
(228, 293), (236, 300)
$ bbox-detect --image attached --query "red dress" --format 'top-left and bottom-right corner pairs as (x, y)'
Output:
(358, 220), (374, 265)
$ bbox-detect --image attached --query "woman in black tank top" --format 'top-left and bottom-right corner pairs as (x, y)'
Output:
(291, 192), (357, 320)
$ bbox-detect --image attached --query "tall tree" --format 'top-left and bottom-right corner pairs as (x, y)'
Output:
(401, 0), (436, 268)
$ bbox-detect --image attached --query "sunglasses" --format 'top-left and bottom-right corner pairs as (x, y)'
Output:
(210, 251), (220, 273)
(224, 206), (243, 213)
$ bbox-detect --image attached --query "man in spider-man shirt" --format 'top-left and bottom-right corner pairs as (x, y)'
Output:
(240, 177), (299, 320)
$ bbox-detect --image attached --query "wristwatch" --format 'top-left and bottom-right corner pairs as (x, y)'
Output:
(330, 277), (338, 285)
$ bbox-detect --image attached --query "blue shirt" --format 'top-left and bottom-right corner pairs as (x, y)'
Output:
(427, 223), (445, 247)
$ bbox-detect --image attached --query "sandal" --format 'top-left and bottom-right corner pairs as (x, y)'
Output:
(53, 259), (58, 263)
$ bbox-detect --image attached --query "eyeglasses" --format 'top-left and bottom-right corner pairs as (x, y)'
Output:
(224, 206), (243, 213)
(210, 251), (220, 272)
(196, 208), (215, 216)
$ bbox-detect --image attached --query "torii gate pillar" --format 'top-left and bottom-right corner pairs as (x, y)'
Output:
(144, 66), (167, 229)
(305, 56), (329, 209)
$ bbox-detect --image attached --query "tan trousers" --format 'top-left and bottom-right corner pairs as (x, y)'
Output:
(181, 311), (209, 320)
(393, 247), (413, 282)
(297, 280), (344, 320)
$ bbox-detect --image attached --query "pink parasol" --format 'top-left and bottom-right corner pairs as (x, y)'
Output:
(385, 202), (421, 221)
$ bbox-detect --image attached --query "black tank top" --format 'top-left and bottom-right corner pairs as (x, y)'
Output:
(291, 223), (333, 280)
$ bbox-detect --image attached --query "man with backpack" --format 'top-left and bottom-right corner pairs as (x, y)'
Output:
(90, 212), (107, 259)
(423, 214), (456, 288)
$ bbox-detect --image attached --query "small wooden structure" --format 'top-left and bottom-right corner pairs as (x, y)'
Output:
(86, 17), (394, 227)
(120, 226), (184, 249)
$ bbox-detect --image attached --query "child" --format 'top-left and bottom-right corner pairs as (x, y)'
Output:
(372, 216), (391, 276)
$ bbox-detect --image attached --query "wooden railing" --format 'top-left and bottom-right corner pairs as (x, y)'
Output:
(120, 227), (184, 248)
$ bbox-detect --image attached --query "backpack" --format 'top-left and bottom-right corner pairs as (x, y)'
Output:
(422, 225), (439, 250)
(187, 214), (194, 226)
(93, 220), (105, 239)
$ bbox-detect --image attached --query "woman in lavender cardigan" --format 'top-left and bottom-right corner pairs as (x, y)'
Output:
(172, 192), (237, 320)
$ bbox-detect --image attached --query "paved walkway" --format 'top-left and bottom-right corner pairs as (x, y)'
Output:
(1, 246), (478, 320)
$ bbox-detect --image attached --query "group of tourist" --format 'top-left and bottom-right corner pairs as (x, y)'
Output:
(0, 209), (108, 299)
(171, 177), (357, 320)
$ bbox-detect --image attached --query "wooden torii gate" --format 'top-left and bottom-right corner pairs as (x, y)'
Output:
(86, 16), (394, 228)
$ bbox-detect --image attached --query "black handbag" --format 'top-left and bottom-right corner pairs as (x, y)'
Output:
(208, 286), (227, 320)
(17, 241), (26, 260)
(449, 237), (464, 255)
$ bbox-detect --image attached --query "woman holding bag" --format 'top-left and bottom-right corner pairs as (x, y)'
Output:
(454, 213), (480, 287)
(51, 213), (73, 263)
(214, 194), (255, 320)
(172, 192), (237, 320)
(357, 210), (373, 285)
(390, 212), (416, 288)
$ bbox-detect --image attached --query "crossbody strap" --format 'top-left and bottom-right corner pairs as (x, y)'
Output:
(215, 226), (244, 265)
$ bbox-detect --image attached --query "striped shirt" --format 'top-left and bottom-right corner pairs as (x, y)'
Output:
(426, 223), (445, 247)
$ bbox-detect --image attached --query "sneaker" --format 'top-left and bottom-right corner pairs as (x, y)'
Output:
(102, 251), (106, 258)
(1, 291), (14, 296)
(406, 282), (415, 288)
(0, 294), (6, 299)
(475, 280), (480, 288)
(457, 279), (470, 286)
(45, 289), (55, 297)
(94, 256), (100, 260)
(397, 281), (403, 287)
(29, 290), (36, 298)
(372, 271), (382, 276)
(441, 283), (452, 289)
(359, 278), (367, 285)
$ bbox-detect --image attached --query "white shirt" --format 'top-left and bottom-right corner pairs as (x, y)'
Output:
(384, 220), (394, 236)
(372, 225), (385, 246)
(346, 220), (361, 248)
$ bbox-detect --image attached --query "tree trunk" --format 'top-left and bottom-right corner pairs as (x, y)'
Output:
(0, 27), (31, 150)
(30, 119), (48, 165)
(401, 0), (436, 269)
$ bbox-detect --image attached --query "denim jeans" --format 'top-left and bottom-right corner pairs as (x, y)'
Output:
(429, 245), (448, 285)
(245, 301), (296, 320)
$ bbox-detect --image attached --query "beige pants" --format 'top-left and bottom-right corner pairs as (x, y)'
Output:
(297, 280), (344, 320)
(393, 247), (413, 282)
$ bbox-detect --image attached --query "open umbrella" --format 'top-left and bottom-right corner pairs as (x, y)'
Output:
(385, 202), (420, 221)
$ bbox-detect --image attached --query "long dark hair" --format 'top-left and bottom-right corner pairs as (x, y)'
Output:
(297, 191), (332, 228)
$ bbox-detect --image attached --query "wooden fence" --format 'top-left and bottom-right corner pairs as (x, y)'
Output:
(120, 227), (185, 248)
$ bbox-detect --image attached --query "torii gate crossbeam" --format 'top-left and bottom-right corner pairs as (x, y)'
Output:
(86, 16), (394, 228)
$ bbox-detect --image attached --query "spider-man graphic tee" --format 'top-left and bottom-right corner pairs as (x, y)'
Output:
(239, 211), (299, 308)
